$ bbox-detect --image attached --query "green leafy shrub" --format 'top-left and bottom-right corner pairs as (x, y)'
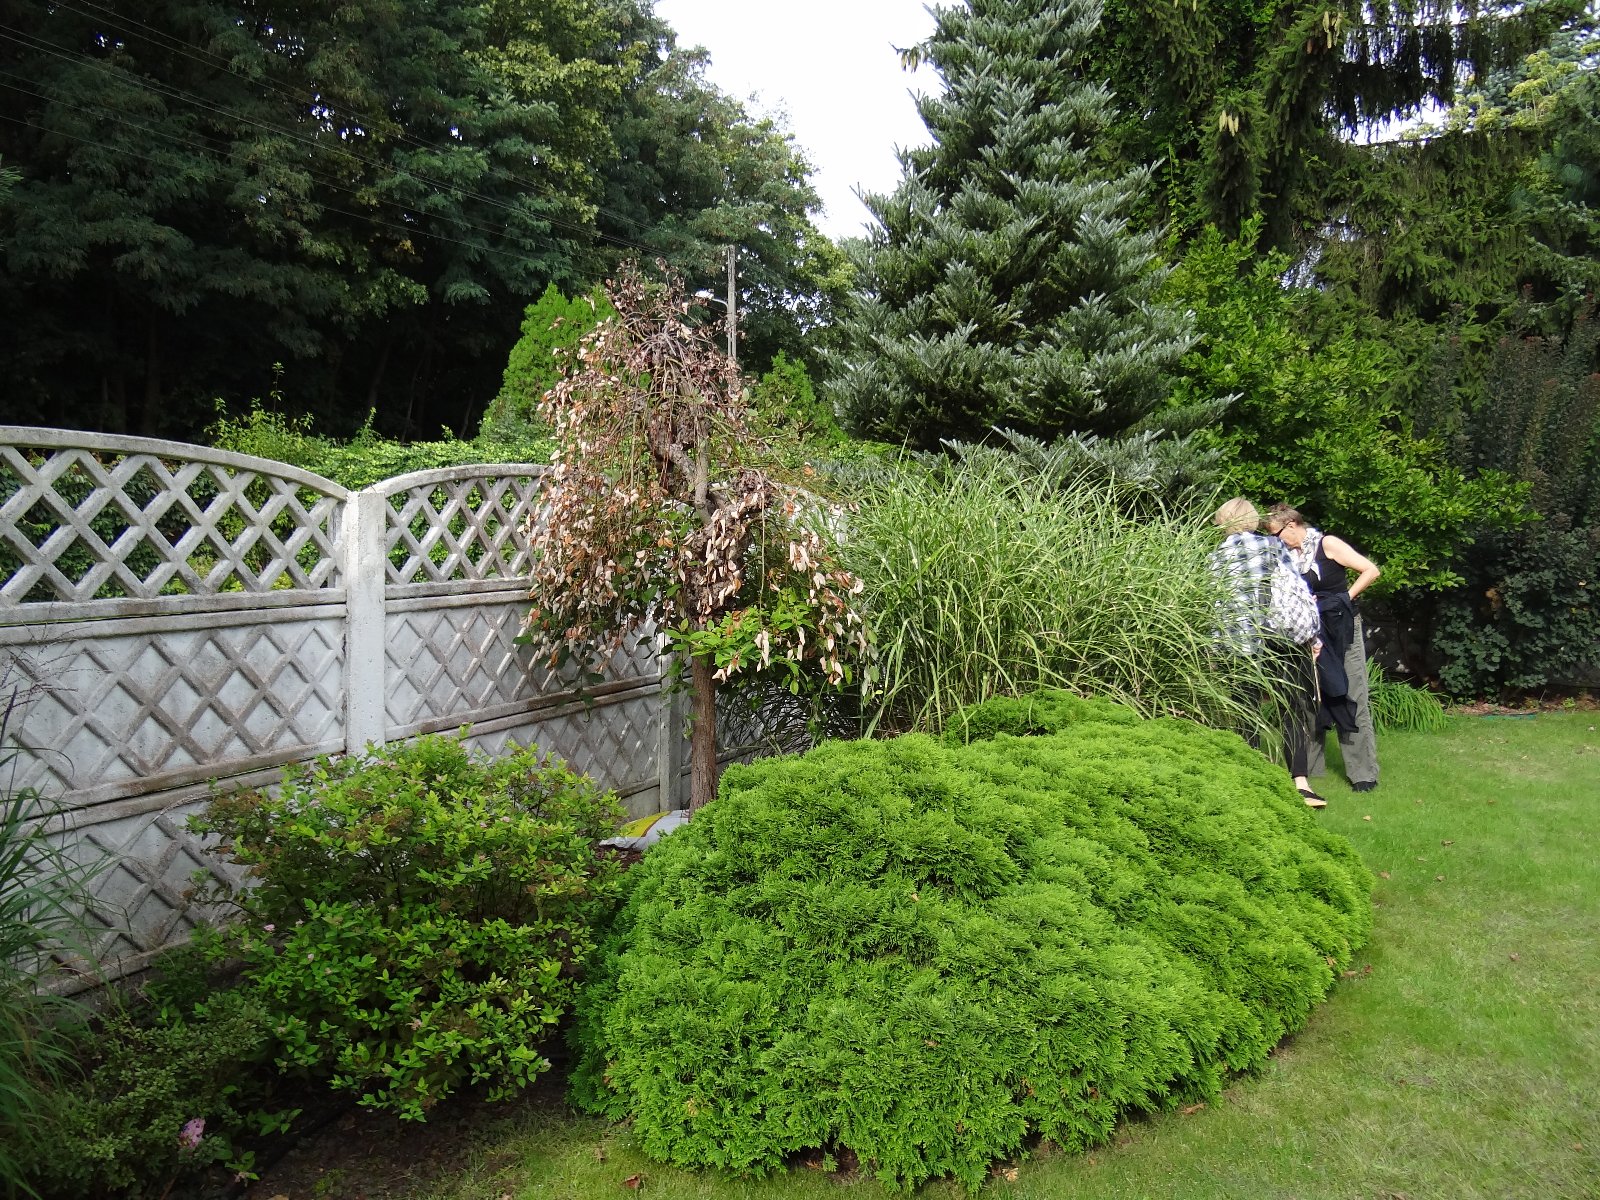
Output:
(747, 352), (844, 447)
(1163, 227), (1526, 592)
(1430, 518), (1600, 696)
(570, 693), (1373, 1190)
(191, 733), (622, 1120)
(1423, 322), (1600, 696)
(208, 402), (554, 490)
(23, 987), (280, 1199)
(485, 283), (615, 429)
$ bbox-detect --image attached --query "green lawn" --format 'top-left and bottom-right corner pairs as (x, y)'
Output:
(425, 714), (1600, 1200)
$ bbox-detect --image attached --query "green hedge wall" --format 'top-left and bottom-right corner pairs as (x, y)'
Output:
(570, 692), (1373, 1190)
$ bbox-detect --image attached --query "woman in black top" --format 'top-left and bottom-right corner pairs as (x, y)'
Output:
(1266, 505), (1383, 792)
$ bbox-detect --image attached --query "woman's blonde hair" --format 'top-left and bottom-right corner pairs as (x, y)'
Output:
(1212, 497), (1260, 535)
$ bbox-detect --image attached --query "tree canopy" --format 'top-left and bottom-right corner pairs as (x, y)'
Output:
(0, 0), (836, 440)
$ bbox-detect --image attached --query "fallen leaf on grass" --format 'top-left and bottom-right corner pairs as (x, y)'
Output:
(1363, 814), (1372, 821)
(1435, 874), (1445, 881)
(623, 1173), (644, 1189)
(1180, 1102), (1207, 1115)
(1379, 871), (1391, 879)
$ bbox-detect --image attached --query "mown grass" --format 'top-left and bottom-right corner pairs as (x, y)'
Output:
(418, 714), (1599, 1200)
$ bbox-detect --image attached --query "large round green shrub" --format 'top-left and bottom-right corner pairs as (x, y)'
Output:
(570, 693), (1372, 1190)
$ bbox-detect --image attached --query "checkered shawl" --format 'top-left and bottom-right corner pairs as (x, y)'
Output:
(1209, 531), (1320, 654)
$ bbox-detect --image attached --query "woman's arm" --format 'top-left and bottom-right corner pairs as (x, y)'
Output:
(1323, 535), (1380, 599)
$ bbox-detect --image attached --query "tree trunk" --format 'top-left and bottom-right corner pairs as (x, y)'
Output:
(140, 316), (162, 437)
(365, 332), (393, 414)
(688, 651), (719, 813)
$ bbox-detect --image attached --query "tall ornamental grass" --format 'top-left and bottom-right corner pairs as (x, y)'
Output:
(834, 450), (1284, 736)
(1, 690), (101, 1198)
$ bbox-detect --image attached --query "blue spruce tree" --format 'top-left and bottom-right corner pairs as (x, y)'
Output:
(828, 0), (1198, 450)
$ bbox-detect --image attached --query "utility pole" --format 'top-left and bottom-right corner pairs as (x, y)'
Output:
(724, 244), (737, 368)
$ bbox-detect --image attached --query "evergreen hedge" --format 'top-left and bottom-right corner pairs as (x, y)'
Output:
(570, 692), (1373, 1190)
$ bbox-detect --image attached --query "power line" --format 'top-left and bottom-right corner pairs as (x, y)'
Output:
(0, 71), (542, 254)
(0, 21), (662, 257)
(0, 73), (579, 267)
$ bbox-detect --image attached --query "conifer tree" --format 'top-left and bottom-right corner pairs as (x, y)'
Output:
(1092, 0), (1587, 245)
(826, 0), (1196, 450)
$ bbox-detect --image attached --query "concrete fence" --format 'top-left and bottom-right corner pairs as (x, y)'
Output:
(0, 426), (687, 984)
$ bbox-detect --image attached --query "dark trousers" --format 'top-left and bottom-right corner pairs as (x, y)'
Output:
(1278, 644), (1316, 778)
(1243, 640), (1316, 777)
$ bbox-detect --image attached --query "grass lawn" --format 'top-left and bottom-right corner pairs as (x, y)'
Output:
(372, 714), (1600, 1200)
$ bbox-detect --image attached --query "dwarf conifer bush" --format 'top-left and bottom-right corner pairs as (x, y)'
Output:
(571, 693), (1372, 1190)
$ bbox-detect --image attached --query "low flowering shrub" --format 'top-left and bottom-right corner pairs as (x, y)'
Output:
(571, 692), (1373, 1190)
(192, 733), (622, 1120)
(21, 987), (279, 1198)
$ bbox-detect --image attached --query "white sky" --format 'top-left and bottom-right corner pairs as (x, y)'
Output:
(652, 0), (940, 241)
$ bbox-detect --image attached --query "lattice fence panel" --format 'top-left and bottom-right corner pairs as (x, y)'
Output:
(384, 603), (659, 734)
(3, 617), (344, 804)
(468, 691), (662, 797)
(45, 803), (247, 972)
(382, 468), (547, 586)
(0, 434), (345, 605)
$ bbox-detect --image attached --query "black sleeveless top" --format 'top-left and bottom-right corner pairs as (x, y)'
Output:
(1301, 537), (1349, 599)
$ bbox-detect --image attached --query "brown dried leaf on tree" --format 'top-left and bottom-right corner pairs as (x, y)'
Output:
(521, 263), (870, 812)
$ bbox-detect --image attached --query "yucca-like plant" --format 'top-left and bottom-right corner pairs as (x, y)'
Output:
(1365, 660), (1449, 733)
(832, 449), (1287, 738)
(1, 690), (99, 1198)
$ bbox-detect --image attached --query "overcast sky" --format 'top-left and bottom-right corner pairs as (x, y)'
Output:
(652, 0), (941, 241)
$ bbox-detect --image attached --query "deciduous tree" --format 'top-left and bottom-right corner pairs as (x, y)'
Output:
(522, 267), (868, 812)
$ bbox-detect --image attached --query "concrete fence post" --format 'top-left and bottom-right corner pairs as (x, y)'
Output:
(345, 488), (388, 755)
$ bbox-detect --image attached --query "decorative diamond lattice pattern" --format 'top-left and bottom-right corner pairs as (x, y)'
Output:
(47, 804), (246, 970)
(384, 471), (546, 586)
(6, 619), (343, 801)
(0, 442), (343, 603)
(469, 693), (661, 794)
(385, 603), (657, 731)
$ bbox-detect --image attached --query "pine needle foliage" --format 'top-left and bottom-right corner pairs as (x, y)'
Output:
(826, 0), (1196, 449)
(570, 693), (1373, 1191)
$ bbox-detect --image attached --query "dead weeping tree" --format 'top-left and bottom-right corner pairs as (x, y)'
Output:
(521, 265), (869, 812)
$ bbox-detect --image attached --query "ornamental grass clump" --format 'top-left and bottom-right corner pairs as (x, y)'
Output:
(570, 692), (1373, 1191)
(832, 449), (1282, 737)
(191, 733), (621, 1120)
